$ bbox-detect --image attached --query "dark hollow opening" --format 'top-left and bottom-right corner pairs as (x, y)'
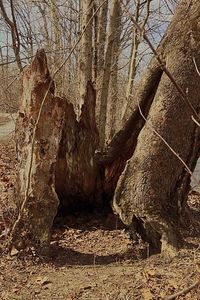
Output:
(53, 191), (118, 230)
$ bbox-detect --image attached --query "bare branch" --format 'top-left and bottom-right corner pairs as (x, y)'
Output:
(164, 280), (199, 300)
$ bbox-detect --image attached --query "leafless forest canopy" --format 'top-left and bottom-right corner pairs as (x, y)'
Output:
(0, 0), (178, 144)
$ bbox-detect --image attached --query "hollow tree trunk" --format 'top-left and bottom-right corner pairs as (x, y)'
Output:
(11, 48), (161, 254)
(12, 50), (65, 254)
(12, 0), (200, 257)
(12, 50), (102, 254)
(113, 0), (200, 255)
(55, 81), (100, 211)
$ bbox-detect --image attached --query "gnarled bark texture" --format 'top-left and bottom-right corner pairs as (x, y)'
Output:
(12, 50), (65, 253)
(113, 0), (200, 255)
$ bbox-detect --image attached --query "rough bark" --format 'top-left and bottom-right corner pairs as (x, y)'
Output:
(99, 58), (162, 202)
(12, 50), (65, 254)
(96, 0), (108, 76)
(93, 1), (98, 83)
(95, 0), (108, 137)
(113, 0), (200, 255)
(107, 3), (122, 140)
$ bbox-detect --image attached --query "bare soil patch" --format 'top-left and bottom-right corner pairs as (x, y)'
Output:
(0, 137), (200, 300)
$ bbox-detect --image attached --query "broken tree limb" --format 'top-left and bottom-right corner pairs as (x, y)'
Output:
(12, 50), (65, 254)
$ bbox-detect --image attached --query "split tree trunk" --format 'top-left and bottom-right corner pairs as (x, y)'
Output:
(12, 0), (200, 257)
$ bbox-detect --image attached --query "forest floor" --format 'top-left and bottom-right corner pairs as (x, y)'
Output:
(0, 116), (200, 300)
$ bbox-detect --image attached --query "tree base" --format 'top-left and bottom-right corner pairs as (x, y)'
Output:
(127, 216), (180, 257)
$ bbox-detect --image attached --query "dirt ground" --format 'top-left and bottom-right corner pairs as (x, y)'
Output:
(0, 134), (200, 300)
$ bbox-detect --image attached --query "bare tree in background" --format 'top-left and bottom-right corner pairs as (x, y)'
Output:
(0, 0), (22, 71)
(51, 0), (61, 73)
(79, 0), (93, 115)
(98, 0), (122, 150)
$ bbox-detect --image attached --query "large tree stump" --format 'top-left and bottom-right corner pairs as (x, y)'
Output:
(12, 50), (65, 253)
(11, 0), (200, 257)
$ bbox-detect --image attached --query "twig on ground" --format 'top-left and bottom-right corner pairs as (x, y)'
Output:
(191, 115), (200, 128)
(164, 280), (199, 300)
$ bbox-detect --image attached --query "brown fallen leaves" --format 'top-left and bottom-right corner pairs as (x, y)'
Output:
(0, 137), (17, 250)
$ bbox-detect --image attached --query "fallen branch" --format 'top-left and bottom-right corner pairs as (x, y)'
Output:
(192, 115), (200, 128)
(164, 280), (199, 300)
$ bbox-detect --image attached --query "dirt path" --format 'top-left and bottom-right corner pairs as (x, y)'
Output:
(0, 113), (16, 141)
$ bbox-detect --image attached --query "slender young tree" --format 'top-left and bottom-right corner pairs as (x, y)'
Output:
(0, 0), (23, 71)
(79, 0), (93, 116)
(98, 0), (122, 150)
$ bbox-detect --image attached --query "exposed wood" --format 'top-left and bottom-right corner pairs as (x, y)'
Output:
(56, 81), (99, 211)
(9, 0), (200, 258)
(12, 50), (65, 253)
